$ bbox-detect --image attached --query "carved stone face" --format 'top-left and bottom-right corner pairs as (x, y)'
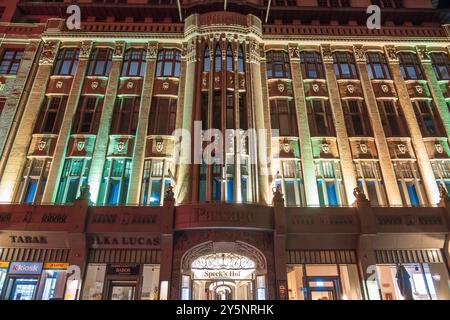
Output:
(117, 141), (126, 152)
(38, 140), (47, 151)
(277, 83), (285, 93)
(156, 140), (164, 153)
(415, 85), (423, 94)
(312, 84), (320, 93)
(322, 143), (330, 154)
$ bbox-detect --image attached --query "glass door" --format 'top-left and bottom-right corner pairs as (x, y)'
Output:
(307, 277), (341, 300)
(107, 281), (137, 300)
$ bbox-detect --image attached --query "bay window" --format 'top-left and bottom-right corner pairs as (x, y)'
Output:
(266, 51), (291, 79)
(98, 158), (132, 205)
(55, 158), (91, 204)
(121, 49), (146, 77)
(15, 158), (51, 204)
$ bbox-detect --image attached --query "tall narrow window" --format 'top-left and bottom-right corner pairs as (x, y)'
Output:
(148, 97), (177, 135)
(53, 48), (79, 76)
(15, 158), (51, 204)
(72, 96), (103, 134)
(366, 52), (391, 80)
(156, 49), (181, 78)
(0, 49), (24, 75)
(110, 97), (140, 135)
(239, 93), (247, 130)
(394, 161), (425, 207)
(266, 51), (291, 79)
(342, 100), (373, 137)
(237, 46), (244, 73)
(430, 52), (450, 80)
(214, 45), (222, 72)
(203, 47), (210, 72)
(273, 160), (305, 206)
(412, 100), (444, 137)
(431, 160), (450, 192)
(212, 164), (222, 201)
(121, 49), (146, 77)
(270, 99), (298, 137)
(355, 161), (387, 206)
(55, 158), (91, 204)
(226, 94), (234, 129)
(140, 159), (171, 206)
(226, 45), (233, 72)
(98, 158), (132, 205)
(34, 97), (67, 134)
(398, 52), (424, 80)
(377, 100), (409, 137)
(87, 48), (113, 76)
(333, 52), (358, 79)
(315, 160), (346, 207)
(300, 51), (324, 79)
(307, 99), (335, 136)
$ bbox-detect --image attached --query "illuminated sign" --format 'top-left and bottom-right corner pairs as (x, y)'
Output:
(43, 262), (69, 270)
(192, 269), (254, 280)
(8, 262), (43, 275)
(0, 261), (10, 268)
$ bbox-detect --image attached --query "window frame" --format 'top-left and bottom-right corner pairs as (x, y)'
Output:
(0, 48), (24, 75)
(266, 50), (291, 79)
(155, 49), (181, 78)
(300, 51), (324, 79)
(121, 48), (147, 77)
(412, 99), (445, 137)
(307, 99), (336, 137)
(55, 158), (91, 204)
(377, 100), (409, 137)
(269, 99), (298, 137)
(366, 52), (391, 80)
(148, 97), (178, 135)
(333, 51), (358, 79)
(398, 52), (424, 80)
(110, 96), (141, 135)
(34, 96), (67, 134)
(87, 48), (113, 77)
(53, 47), (79, 76)
(15, 158), (52, 204)
(72, 96), (104, 134)
(430, 52), (450, 81)
(342, 99), (373, 137)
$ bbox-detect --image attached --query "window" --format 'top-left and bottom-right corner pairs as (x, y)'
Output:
(342, 100), (373, 137)
(34, 97), (67, 134)
(214, 45), (222, 72)
(372, 0), (403, 8)
(355, 161), (387, 206)
(333, 52), (358, 79)
(140, 159), (172, 206)
(273, 160), (305, 206)
(97, 158), (132, 205)
(15, 158), (51, 204)
(226, 94), (234, 129)
(203, 47), (210, 72)
(432, 160), (450, 193)
(156, 49), (181, 78)
(366, 52), (391, 80)
(148, 97), (177, 135)
(121, 49), (146, 77)
(307, 99), (335, 136)
(72, 96), (103, 134)
(0, 49), (23, 75)
(394, 161), (425, 206)
(226, 45), (233, 72)
(300, 51), (324, 79)
(430, 52), (450, 80)
(315, 160), (346, 206)
(237, 46), (244, 73)
(398, 52), (424, 80)
(87, 48), (112, 77)
(412, 100), (445, 137)
(55, 158), (91, 204)
(239, 93), (247, 130)
(53, 48), (79, 76)
(266, 51), (291, 79)
(378, 100), (409, 137)
(270, 99), (298, 137)
(318, 0), (351, 7)
(110, 97), (140, 135)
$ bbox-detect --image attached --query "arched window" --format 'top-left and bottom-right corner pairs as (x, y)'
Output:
(300, 51), (324, 79)
(214, 45), (222, 72)
(203, 47), (210, 72)
(87, 48), (113, 76)
(332, 51), (358, 79)
(121, 48), (146, 77)
(53, 47), (79, 76)
(398, 52), (424, 80)
(266, 51), (291, 79)
(237, 46), (244, 73)
(365, 52), (391, 80)
(156, 49), (181, 78)
(226, 45), (233, 72)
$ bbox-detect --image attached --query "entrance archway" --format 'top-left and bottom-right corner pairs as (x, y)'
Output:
(180, 241), (267, 300)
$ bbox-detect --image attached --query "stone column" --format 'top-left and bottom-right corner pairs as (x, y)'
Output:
(175, 38), (196, 204)
(88, 42), (124, 203)
(417, 46), (450, 141)
(127, 42), (158, 205)
(321, 44), (357, 204)
(272, 189), (288, 300)
(353, 45), (402, 206)
(250, 39), (271, 205)
(289, 44), (320, 206)
(160, 189), (175, 300)
(42, 41), (92, 203)
(386, 46), (440, 205)
(0, 40), (60, 202)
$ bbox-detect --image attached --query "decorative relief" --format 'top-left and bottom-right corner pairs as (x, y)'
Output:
(288, 45), (300, 60)
(162, 82), (169, 90)
(79, 41), (93, 59)
(0, 82), (6, 91)
(320, 45), (333, 62)
(77, 141), (85, 152)
(91, 81), (99, 89)
(249, 39), (260, 63)
(417, 46), (430, 61)
(38, 140), (47, 151)
(385, 46), (398, 62)
(55, 81), (63, 89)
(346, 84), (355, 94)
(435, 143), (444, 154)
(397, 144), (407, 154)
(353, 45), (366, 62)
(147, 43), (158, 59)
(127, 81), (134, 89)
(381, 84), (389, 93)
(155, 138), (164, 153)
(322, 143), (330, 154)
(39, 41), (59, 65)
(359, 143), (368, 154)
(415, 85), (424, 94)
(113, 42), (125, 59)
(312, 84), (320, 93)
(277, 83), (285, 93)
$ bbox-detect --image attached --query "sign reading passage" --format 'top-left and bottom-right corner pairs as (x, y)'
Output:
(8, 262), (43, 275)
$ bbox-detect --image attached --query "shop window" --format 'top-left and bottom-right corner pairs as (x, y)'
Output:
(34, 96), (68, 134)
(55, 158), (91, 204)
(398, 52), (424, 80)
(121, 49), (146, 77)
(315, 160), (346, 207)
(140, 159), (172, 206)
(333, 51), (358, 79)
(110, 96), (140, 135)
(307, 99), (335, 136)
(378, 100), (409, 137)
(342, 99), (373, 137)
(237, 46), (244, 73)
(270, 99), (298, 137)
(266, 51), (291, 79)
(214, 45), (221, 72)
(0, 48), (23, 75)
(412, 100), (445, 137)
(355, 161), (387, 206)
(394, 161), (425, 206)
(148, 97), (177, 135)
(39, 269), (68, 300)
(15, 158), (51, 204)
(273, 160), (305, 207)
(156, 49), (181, 78)
(366, 52), (391, 80)
(431, 52), (450, 80)
(82, 264), (106, 300)
(203, 47), (210, 72)
(0, 266), (7, 297)
(300, 51), (324, 79)
(141, 265), (161, 300)
(87, 48), (113, 77)
(97, 158), (132, 205)
(53, 47), (79, 76)
(72, 96), (103, 134)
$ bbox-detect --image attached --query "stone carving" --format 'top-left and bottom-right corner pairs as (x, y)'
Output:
(359, 143), (368, 154)
(397, 144), (407, 154)
(415, 85), (424, 94)
(147, 43), (158, 59)
(91, 81), (99, 89)
(249, 39), (260, 63)
(386, 47), (398, 62)
(322, 143), (330, 154)
(77, 141), (85, 152)
(38, 140), (47, 151)
(155, 138), (164, 153)
(435, 143), (444, 154)
(79, 41), (93, 59)
(113, 42), (125, 59)
(77, 183), (92, 204)
(353, 45), (366, 62)
(417, 46), (430, 61)
(162, 82), (169, 90)
(381, 84), (389, 93)
(0, 82), (5, 91)
(321, 45), (333, 62)
(127, 81), (134, 89)
(312, 83), (320, 93)
(288, 45), (300, 59)
(282, 142), (290, 153)
(346, 84), (355, 94)
(272, 185), (284, 203)
(39, 41), (59, 65)
(353, 187), (368, 202)
(277, 83), (285, 93)
(117, 141), (126, 153)
(56, 81), (63, 89)
(165, 185), (175, 201)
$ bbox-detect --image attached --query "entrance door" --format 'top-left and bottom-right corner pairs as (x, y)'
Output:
(5, 277), (39, 300)
(107, 281), (137, 300)
(307, 277), (340, 300)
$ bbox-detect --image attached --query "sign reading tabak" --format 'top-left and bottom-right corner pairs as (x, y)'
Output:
(89, 235), (160, 248)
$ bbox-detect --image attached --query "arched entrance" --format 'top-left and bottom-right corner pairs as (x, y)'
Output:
(180, 241), (267, 300)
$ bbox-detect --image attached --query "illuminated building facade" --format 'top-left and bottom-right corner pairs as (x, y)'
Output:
(0, 0), (449, 300)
